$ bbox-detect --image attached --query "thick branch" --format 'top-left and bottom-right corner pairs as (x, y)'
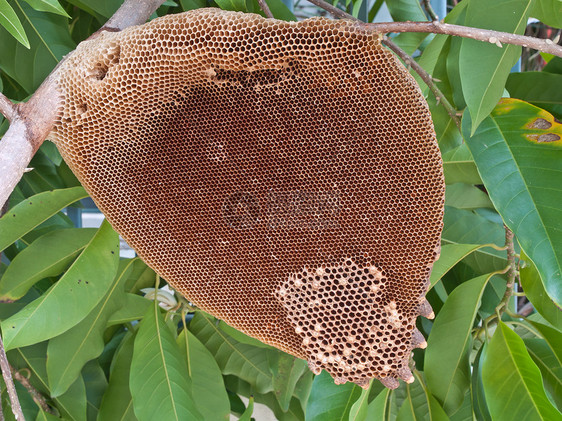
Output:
(103, 0), (167, 31)
(365, 21), (562, 57)
(0, 93), (16, 122)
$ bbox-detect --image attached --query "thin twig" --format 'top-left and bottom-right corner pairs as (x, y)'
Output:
(0, 93), (16, 122)
(102, 0), (167, 32)
(382, 38), (461, 129)
(364, 21), (562, 58)
(305, 0), (461, 127)
(496, 227), (517, 317)
(0, 336), (24, 420)
(421, 0), (438, 21)
(257, 0), (274, 19)
(11, 366), (55, 414)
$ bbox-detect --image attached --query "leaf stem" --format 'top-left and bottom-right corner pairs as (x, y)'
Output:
(11, 366), (55, 414)
(0, 336), (24, 420)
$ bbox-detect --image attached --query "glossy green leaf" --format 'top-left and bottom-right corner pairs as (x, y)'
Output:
(130, 301), (201, 421)
(214, 0), (246, 12)
(263, 0), (296, 21)
(531, 0), (562, 28)
(528, 321), (562, 368)
(348, 385), (370, 421)
(0, 0), (29, 47)
(46, 259), (133, 397)
(97, 333), (137, 421)
(0, 1), (75, 93)
(442, 206), (507, 274)
(425, 273), (491, 414)
(0, 187), (87, 253)
(472, 345), (492, 421)
(218, 320), (273, 349)
(268, 352), (308, 412)
(35, 410), (62, 421)
(396, 374), (449, 421)
(482, 321), (562, 420)
(83, 360), (108, 420)
(189, 312), (274, 394)
(507, 72), (562, 119)
(22, 0), (69, 17)
(442, 144), (482, 185)
(1, 220), (119, 350)
(429, 243), (483, 288)
(9, 344), (87, 421)
(460, 0), (533, 135)
(445, 183), (493, 210)
(366, 388), (390, 420)
(107, 293), (151, 326)
(520, 252), (562, 331)
(239, 396), (254, 421)
(64, 0), (120, 19)
(305, 371), (362, 421)
(463, 99), (562, 307)
(177, 329), (230, 421)
(525, 338), (562, 411)
(0, 228), (96, 301)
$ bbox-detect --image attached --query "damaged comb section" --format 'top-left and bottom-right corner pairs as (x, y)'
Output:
(49, 8), (444, 389)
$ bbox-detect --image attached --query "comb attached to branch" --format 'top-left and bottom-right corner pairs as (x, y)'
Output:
(48, 8), (444, 389)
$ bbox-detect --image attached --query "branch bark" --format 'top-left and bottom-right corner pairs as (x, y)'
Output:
(103, 0), (167, 32)
(364, 21), (562, 58)
(257, 0), (274, 19)
(0, 93), (16, 122)
(0, 335), (24, 420)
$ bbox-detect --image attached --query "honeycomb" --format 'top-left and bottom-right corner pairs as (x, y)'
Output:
(48, 8), (444, 388)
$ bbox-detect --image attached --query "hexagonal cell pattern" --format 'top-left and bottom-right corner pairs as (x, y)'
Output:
(49, 8), (444, 389)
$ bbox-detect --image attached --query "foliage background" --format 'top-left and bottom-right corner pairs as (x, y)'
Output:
(0, 0), (561, 420)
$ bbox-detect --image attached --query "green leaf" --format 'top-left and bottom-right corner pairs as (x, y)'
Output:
(0, 1), (74, 93)
(471, 345), (492, 421)
(65, 0), (121, 19)
(130, 301), (201, 421)
(531, 0), (562, 28)
(268, 353), (308, 412)
(214, 0), (247, 12)
(463, 99), (562, 307)
(0, 187), (87, 253)
(396, 374), (449, 421)
(107, 293), (151, 326)
(460, 0), (533, 135)
(189, 312), (274, 393)
(445, 183), (493, 210)
(1, 220), (119, 350)
(218, 320), (273, 349)
(97, 333), (137, 421)
(520, 252), (562, 331)
(442, 143), (482, 185)
(82, 360), (108, 420)
(305, 371), (362, 421)
(177, 329), (230, 421)
(46, 259), (133, 397)
(525, 338), (562, 411)
(365, 388), (390, 420)
(239, 395), (254, 421)
(35, 410), (62, 421)
(482, 321), (562, 420)
(507, 72), (562, 119)
(425, 273), (492, 414)
(442, 206), (507, 274)
(0, 228), (96, 301)
(348, 384), (370, 421)
(22, 0), (69, 17)
(262, 0), (296, 21)
(0, 0), (29, 47)
(528, 321), (562, 368)
(429, 243), (484, 288)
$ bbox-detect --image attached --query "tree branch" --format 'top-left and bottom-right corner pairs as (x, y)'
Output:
(496, 226), (517, 317)
(364, 21), (562, 58)
(0, 335), (24, 420)
(11, 366), (54, 414)
(381, 38), (461, 129)
(257, 0), (274, 19)
(102, 0), (167, 32)
(0, 93), (16, 122)
(421, 0), (438, 21)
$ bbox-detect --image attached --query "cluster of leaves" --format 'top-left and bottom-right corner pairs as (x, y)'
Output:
(0, 0), (561, 420)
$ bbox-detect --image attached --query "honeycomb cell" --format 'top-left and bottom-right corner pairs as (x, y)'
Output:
(49, 8), (444, 389)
